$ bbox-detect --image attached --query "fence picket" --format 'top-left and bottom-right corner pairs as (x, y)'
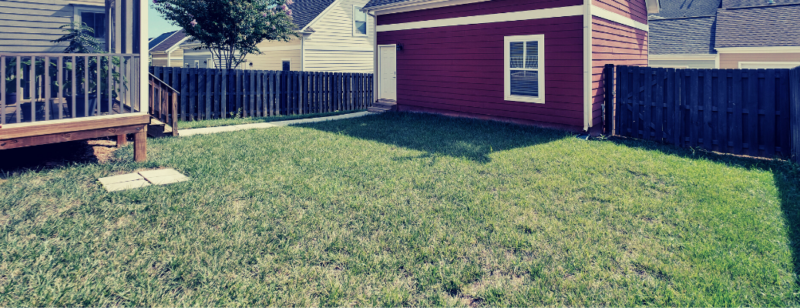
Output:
(764, 69), (776, 157)
(717, 69), (728, 153)
(779, 69), (791, 157)
(702, 69), (713, 150)
(732, 69), (743, 154)
(747, 70), (759, 156)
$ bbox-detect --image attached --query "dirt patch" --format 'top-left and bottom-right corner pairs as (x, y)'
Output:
(0, 138), (121, 172)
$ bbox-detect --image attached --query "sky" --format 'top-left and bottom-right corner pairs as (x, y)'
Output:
(148, 5), (181, 38)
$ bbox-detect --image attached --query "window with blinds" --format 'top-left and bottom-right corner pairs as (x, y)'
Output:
(504, 35), (545, 103)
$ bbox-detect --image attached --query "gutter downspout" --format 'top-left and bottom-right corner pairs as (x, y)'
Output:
(583, 0), (593, 132)
(368, 10), (378, 103)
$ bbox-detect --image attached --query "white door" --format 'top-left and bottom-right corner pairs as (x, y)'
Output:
(379, 46), (397, 101)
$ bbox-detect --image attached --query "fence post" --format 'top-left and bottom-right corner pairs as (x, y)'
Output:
(604, 64), (614, 135)
(791, 66), (800, 163)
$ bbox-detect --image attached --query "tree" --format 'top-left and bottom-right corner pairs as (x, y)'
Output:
(153, 0), (298, 70)
(51, 22), (104, 53)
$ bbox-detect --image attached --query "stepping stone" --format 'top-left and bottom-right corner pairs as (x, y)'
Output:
(99, 173), (151, 192)
(139, 168), (190, 185)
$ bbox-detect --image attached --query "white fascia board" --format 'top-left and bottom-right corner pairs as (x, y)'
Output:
(649, 54), (718, 60)
(591, 6), (649, 32)
(300, 0), (344, 32)
(716, 46), (800, 54)
(377, 5), (583, 32)
(366, 0), (489, 15)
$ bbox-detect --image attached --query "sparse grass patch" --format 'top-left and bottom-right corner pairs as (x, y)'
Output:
(1, 112), (799, 306)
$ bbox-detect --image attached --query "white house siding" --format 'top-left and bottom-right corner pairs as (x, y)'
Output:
(246, 38), (302, 71)
(302, 0), (374, 73)
(0, 0), (104, 53)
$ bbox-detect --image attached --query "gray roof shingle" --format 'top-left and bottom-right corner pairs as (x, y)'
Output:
(650, 0), (721, 19)
(151, 30), (188, 52)
(649, 16), (717, 54)
(363, 0), (412, 9)
(715, 4), (800, 47)
(722, 0), (800, 8)
(149, 31), (178, 50)
(290, 0), (338, 29)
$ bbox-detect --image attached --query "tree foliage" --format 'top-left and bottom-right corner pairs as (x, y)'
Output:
(51, 22), (105, 54)
(153, 0), (298, 70)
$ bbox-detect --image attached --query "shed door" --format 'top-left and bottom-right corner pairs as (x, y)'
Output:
(379, 46), (397, 101)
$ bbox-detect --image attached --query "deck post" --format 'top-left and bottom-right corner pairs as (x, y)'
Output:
(134, 126), (147, 162)
(117, 134), (127, 147)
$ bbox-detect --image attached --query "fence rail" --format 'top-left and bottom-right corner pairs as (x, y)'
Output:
(150, 67), (373, 121)
(607, 65), (800, 162)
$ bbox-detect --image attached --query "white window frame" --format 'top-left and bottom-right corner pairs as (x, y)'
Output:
(72, 4), (106, 32)
(504, 34), (545, 104)
(353, 5), (368, 37)
(738, 62), (800, 69)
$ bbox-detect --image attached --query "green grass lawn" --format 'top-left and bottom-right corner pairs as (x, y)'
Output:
(176, 110), (363, 130)
(2, 112), (799, 306)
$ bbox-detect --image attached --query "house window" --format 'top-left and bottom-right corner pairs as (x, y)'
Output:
(504, 34), (545, 104)
(353, 6), (367, 36)
(73, 5), (106, 41)
(282, 60), (290, 71)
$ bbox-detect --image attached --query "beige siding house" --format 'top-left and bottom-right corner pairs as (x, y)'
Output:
(180, 0), (375, 73)
(150, 30), (189, 67)
(0, 0), (106, 53)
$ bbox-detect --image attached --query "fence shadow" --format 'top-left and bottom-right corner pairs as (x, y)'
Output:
(0, 141), (103, 174)
(295, 112), (570, 164)
(606, 136), (800, 283)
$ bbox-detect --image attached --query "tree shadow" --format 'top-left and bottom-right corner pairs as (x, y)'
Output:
(605, 136), (800, 285)
(294, 112), (571, 164)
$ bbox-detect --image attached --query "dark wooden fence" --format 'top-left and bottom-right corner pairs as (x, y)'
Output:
(149, 67), (373, 121)
(606, 65), (800, 163)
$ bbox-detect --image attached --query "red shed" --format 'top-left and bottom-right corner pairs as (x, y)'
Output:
(364, 0), (659, 132)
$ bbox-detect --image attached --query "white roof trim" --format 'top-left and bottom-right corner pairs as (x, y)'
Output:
(716, 46), (800, 54)
(301, 0), (344, 32)
(592, 5), (649, 32)
(164, 36), (191, 53)
(366, 0), (489, 15)
(649, 54), (718, 60)
(377, 5), (583, 32)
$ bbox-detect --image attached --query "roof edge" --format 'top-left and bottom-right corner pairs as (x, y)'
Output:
(300, 0), (343, 31)
(364, 0), (489, 15)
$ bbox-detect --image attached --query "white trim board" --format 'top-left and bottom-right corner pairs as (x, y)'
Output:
(367, 0), (490, 15)
(649, 54), (718, 60)
(738, 62), (800, 69)
(376, 5), (583, 32)
(591, 6), (649, 32)
(374, 5), (648, 33)
(716, 46), (800, 54)
(583, 0), (592, 130)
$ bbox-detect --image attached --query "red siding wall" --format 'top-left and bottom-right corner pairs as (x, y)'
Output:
(590, 15), (648, 127)
(378, 16), (585, 129)
(591, 0), (648, 24)
(378, 0), (582, 25)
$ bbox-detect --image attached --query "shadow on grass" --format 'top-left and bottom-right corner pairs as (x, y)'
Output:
(0, 141), (103, 175)
(607, 136), (800, 286)
(295, 112), (571, 164)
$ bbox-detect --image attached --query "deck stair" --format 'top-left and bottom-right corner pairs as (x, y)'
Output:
(148, 73), (179, 137)
(368, 99), (397, 113)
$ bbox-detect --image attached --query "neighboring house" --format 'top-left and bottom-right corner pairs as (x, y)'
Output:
(649, 0), (800, 69)
(181, 0), (375, 73)
(0, 0), (106, 53)
(150, 30), (189, 67)
(363, 0), (659, 133)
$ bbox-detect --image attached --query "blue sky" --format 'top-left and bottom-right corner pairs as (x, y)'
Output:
(148, 5), (181, 38)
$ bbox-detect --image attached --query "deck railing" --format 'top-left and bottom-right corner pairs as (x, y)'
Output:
(149, 73), (179, 136)
(1, 53), (142, 125)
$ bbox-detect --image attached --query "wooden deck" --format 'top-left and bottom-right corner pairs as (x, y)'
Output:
(0, 113), (150, 161)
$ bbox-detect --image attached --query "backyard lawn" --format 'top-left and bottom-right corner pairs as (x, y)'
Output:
(1, 112), (799, 306)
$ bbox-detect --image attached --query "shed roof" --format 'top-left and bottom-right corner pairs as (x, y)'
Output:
(649, 15), (717, 54)
(715, 3), (800, 48)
